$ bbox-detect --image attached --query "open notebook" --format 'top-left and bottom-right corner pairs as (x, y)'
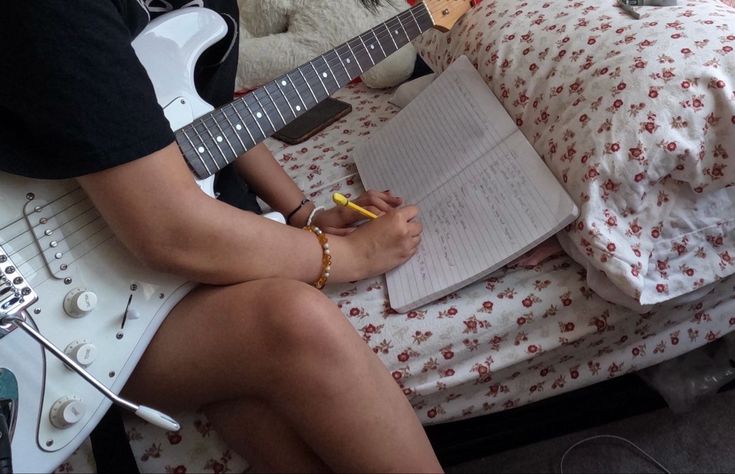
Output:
(354, 56), (578, 313)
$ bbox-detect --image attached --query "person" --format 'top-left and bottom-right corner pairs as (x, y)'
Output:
(0, 0), (443, 472)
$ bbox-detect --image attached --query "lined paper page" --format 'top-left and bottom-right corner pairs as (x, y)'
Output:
(354, 56), (578, 312)
(356, 56), (516, 204)
(387, 132), (575, 311)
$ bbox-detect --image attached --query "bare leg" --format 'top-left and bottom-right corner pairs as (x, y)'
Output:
(204, 397), (328, 472)
(124, 279), (442, 473)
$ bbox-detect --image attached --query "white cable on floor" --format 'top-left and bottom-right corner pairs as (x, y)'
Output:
(560, 434), (672, 474)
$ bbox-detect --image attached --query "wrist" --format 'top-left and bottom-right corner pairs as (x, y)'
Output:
(310, 206), (336, 229)
(303, 225), (332, 289)
(325, 235), (365, 283)
(288, 200), (315, 228)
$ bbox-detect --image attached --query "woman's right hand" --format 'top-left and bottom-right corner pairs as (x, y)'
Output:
(331, 205), (422, 281)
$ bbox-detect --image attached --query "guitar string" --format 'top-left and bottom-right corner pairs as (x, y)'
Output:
(0, 186), (85, 238)
(5, 193), (113, 279)
(25, 213), (111, 275)
(20, 216), (115, 285)
(188, 6), (434, 161)
(242, 7), (432, 108)
(191, 6), (431, 143)
(236, 5), (431, 110)
(0, 5), (446, 275)
(2, 189), (90, 251)
(0, 190), (95, 278)
(5, 193), (103, 265)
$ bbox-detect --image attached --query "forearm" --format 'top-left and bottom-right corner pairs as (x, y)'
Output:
(76, 143), (363, 286)
(234, 143), (310, 222)
(144, 190), (362, 285)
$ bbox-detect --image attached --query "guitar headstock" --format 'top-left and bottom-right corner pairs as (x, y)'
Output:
(423, 0), (478, 32)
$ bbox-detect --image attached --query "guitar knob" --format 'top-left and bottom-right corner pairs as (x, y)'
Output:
(64, 341), (98, 368)
(49, 396), (85, 429)
(63, 288), (98, 317)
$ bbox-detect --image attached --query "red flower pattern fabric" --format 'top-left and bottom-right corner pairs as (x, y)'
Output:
(412, 0), (735, 308)
(60, 81), (735, 474)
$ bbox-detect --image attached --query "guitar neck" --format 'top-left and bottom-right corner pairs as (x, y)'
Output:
(175, 2), (434, 179)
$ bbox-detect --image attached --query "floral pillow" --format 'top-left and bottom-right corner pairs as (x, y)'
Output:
(412, 0), (735, 308)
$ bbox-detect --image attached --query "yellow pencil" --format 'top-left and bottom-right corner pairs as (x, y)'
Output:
(332, 192), (378, 220)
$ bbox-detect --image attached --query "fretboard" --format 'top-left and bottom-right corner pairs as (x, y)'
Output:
(175, 2), (434, 179)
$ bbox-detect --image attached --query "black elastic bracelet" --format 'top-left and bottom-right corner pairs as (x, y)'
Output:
(286, 198), (310, 224)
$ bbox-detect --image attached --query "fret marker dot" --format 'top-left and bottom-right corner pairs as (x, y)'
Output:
(395, 30), (398, 35)
(346, 58), (351, 63)
(296, 105), (302, 111)
(216, 136), (223, 143)
(236, 124), (242, 130)
(281, 80), (287, 86)
(322, 72), (328, 78)
(198, 146), (205, 153)
(256, 112), (263, 119)
(370, 44), (375, 50)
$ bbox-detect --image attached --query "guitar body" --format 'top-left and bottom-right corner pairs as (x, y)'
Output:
(1, 9), (221, 472)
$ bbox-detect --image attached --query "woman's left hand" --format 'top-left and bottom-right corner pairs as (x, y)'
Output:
(313, 190), (403, 235)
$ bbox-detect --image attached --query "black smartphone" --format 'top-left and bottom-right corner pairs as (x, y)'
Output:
(272, 97), (352, 145)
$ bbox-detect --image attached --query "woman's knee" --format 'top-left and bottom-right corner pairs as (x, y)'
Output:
(259, 279), (347, 343)
(222, 279), (350, 353)
(205, 280), (371, 399)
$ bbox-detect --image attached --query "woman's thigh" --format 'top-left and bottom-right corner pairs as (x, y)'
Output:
(122, 278), (349, 411)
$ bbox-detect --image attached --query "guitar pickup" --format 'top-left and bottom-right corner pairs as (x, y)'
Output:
(23, 189), (110, 280)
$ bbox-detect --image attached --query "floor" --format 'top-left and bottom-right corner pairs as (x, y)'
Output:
(427, 336), (735, 473)
(444, 388), (735, 473)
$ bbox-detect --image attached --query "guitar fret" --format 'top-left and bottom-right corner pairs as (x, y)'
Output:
(286, 73), (307, 112)
(397, 13), (411, 42)
(358, 34), (376, 66)
(220, 108), (247, 150)
(230, 103), (257, 145)
(190, 123), (222, 172)
(384, 22), (399, 50)
(263, 85), (288, 124)
(409, 7), (422, 32)
(334, 46), (351, 79)
(211, 110), (238, 157)
(241, 100), (267, 138)
(321, 55), (342, 89)
(275, 79), (296, 116)
(310, 62), (330, 96)
(181, 128), (213, 176)
(251, 91), (277, 130)
(372, 29), (388, 58)
(198, 119), (227, 169)
(338, 43), (362, 78)
(346, 40), (365, 73)
(297, 67), (319, 103)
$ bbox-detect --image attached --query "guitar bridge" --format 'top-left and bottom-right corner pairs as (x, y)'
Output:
(0, 245), (38, 337)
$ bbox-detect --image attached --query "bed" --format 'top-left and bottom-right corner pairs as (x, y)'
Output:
(58, 0), (735, 471)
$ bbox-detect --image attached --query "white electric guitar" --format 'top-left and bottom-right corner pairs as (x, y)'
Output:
(0, 2), (473, 472)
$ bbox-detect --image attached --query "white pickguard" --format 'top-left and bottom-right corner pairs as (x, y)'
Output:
(1, 9), (226, 472)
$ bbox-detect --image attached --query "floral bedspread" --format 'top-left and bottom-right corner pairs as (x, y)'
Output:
(58, 82), (735, 474)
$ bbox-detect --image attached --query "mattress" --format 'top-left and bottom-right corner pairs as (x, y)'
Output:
(58, 81), (735, 473)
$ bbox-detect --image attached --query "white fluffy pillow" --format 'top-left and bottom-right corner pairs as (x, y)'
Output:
(413, 0), (735, 308)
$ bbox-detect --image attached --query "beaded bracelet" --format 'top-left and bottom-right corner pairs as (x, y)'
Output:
(303, 225), (331, 289)
(306, 206), (325, 227)
(286, 197), (310, 224)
